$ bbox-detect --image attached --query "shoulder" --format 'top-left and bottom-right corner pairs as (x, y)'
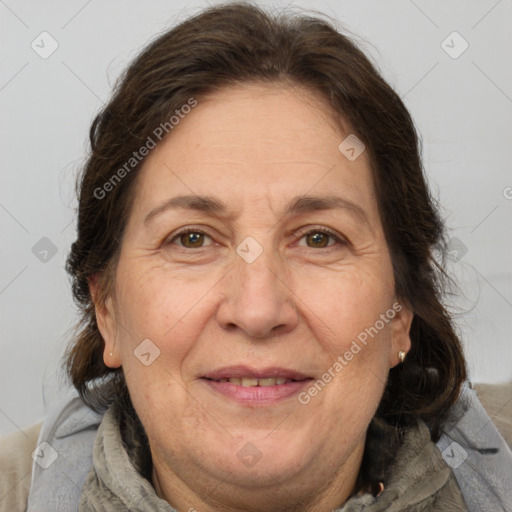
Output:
(474, 381), (512, 448)
(26, 394), (104, 511)
(436, 380), (512, 511)
(0, 422), (41, 511)
(1, 393), (104, 512)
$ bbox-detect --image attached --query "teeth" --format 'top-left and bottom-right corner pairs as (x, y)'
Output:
(241, 378), (259, 387)
(218, 377), (291, 386)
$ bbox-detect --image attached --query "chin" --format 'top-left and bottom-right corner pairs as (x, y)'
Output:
(202, 434), (313, 486)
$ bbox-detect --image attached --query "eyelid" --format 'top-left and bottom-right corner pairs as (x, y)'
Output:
(163, 224), (348, 249)
(165, 226), (215, 247)
(293, 225), (348, 247)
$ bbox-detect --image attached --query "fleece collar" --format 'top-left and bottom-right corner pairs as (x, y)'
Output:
(27, 383), (511, 511)
(78, 402), (466, 512)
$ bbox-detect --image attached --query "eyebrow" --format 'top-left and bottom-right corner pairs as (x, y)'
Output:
(144, 194), (370, 227)
(144, 195), (226, 224)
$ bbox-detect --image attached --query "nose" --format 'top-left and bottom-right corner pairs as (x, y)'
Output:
(216, 249), (298, 339)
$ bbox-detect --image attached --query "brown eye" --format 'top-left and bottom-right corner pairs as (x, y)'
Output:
(298, 229), (341, 249)
(305, 232), (331, 248)
(169, 230), (213, 248)
(180, 232), (205, 248)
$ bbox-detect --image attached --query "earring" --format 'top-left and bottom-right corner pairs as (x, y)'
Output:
(398, 350), (406, 363)
(109, 351), (113, 357)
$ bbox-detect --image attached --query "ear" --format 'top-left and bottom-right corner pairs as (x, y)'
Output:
(389, 299), (413, 368)
(89, 274), (122, 368)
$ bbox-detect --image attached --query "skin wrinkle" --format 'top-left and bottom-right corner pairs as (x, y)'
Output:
(92, 83), (413, 512)
(141, 202), (376, 265)
(143, 193), (372, 233)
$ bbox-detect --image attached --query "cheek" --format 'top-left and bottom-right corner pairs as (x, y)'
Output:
(112, 263), (225, 422)
(293, 264), (395, 356)
(114, 262), (218, 348)
(291, 263), (395, 415)
(303, 328), (392, 438)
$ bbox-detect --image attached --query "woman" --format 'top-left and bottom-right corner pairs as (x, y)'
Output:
(15, 2), (512, 511)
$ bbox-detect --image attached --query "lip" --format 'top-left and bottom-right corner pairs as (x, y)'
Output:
(200, 365), (313, 406)
(202, 365), (312, 381)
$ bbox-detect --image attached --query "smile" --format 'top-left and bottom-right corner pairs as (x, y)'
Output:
(200, 366), (313, 405)
(209, 377), (291, 386)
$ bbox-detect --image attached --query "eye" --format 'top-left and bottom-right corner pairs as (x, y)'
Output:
(167, 228), (214, 249)
(296, 227), (345, 249)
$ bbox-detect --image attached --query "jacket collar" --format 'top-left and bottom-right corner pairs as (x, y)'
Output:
(79, 401), (466, 512)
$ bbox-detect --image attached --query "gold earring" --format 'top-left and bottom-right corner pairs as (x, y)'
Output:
(109, 351), (113, 357)
(398, 350), (406, 363)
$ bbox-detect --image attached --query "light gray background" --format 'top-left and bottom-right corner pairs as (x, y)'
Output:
(1, 0), (511, 436)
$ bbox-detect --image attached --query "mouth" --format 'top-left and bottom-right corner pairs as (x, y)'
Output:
(200, 366), (314, 405)
(204, 376), (296, 386)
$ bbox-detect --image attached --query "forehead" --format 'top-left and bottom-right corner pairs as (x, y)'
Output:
(130, 82), (378, 225)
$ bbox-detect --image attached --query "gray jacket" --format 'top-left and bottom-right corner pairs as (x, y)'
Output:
(22, 382), (512, 511)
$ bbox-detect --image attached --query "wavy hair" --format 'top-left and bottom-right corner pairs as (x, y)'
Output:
(66, 1), (466, 442)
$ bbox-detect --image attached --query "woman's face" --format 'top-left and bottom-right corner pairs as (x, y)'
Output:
(95, 83), (412, 510)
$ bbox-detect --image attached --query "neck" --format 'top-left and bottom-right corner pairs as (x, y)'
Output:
(150, 442), (364, 512)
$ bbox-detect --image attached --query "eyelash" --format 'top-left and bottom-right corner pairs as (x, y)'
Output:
(166, 226), (347, 250)
(166, 228), (213, 248)
(294, 226), (346, 248)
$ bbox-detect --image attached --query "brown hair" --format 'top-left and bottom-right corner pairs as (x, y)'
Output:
(66, 1), (466, 441)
